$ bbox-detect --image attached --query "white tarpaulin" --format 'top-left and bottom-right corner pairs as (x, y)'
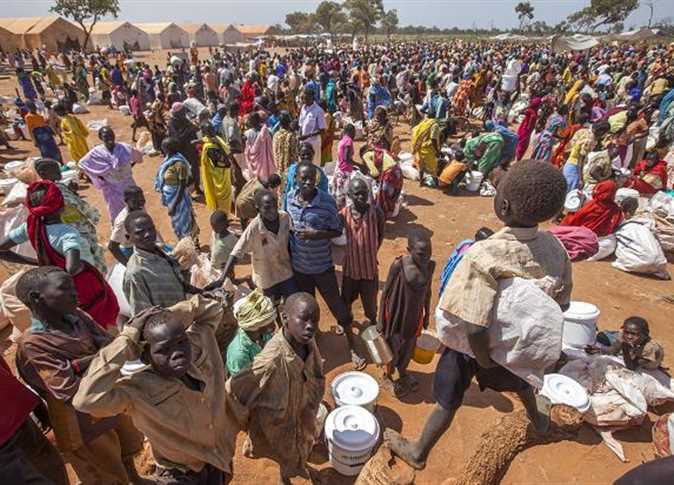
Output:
(551, 34), (600, 52)
(611, 27), (660, 42)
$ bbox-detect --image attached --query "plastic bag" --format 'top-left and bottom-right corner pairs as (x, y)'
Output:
(400, 160), (419, 181)
(612, 219), (670, 278)
(106, 263), (132, 317)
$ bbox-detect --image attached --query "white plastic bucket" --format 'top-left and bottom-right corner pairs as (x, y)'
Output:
(331, 371), (379, 413)
(465, 171), (483, 192)
(324, 405), (380, 476)
(562, 301), (599, 349)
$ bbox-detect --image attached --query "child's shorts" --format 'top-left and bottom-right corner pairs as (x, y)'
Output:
(432, 347), (530, 412)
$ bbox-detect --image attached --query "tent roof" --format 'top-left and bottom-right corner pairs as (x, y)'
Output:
(180, 23), (215, 33)
(89, 21), (131, 34)
(236, 24), (271, 35)
(211, 24), (239, 32)
(0, 16), (68, 35)
(135, 22), (181, 34)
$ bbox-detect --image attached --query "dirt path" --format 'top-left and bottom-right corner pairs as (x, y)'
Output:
(2, 61), (673, 484)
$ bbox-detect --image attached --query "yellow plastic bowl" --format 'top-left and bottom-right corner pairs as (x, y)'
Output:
(413, 346), (434, 365)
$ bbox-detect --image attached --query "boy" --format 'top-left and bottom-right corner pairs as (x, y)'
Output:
(210, 210), (239, 273)
(586, 316), (664, 371)
(378, 231), (435, 397)
(386, 160), (572, 469)
(108, 186), (162, 266)
(340, 177), (385, 327)
(73, 293), (238, 484)
(15, 267), (147, 484)
(226, 292), (324, 484)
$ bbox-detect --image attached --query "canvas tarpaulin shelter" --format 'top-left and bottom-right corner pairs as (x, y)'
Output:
(0, 17), (86, 52)
(89, 21), (151, 51)
(216, 24), (246, 45)
(0, 25), (20, 52)
(181, 23), (219, 46)
(136, 22), (188, 49)
(551, 34), (600, 53)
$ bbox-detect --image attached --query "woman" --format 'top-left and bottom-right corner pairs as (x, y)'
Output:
(147, 93), (167, 154)
(332, 124), (362, 209)
(200, 124), (233, 214)
(551, 119), (584, 167)
(411, 112), (441, 182)
(360, 146), (403, 220)
(625, 151), (668, 195)
(452, 75), (473, 117)
(515, 97), (542, 161)
(367, 106), (394, 151)
(561, 180), (624, 237)
(240, 73), (258, 116)
(320, 100), (335, 166)
(272, 111), (299, 175)
(532, 105), (567, 162)
(155, 137), (199, 242)
(55, 103), (89, 164)
(79, 127), (143, 221)
(244, 112), (276, 182)
(167, 102), (201, 196)
(0, 180), (119, 330)
(16, 67), (37, 101)
(464, 132), (504, 177)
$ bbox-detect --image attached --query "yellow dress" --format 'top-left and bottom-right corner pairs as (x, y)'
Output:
(411, 117), (440, 176)
(200, 136), (232, 213)
(61, 114), (89, 163)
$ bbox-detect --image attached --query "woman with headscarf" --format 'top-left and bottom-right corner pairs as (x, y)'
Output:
(515, 97), (542, 161)
(240, 73), (259, 116)
(561, 180), (624, 237)
(532, 104), (567, 162)
(0, 180), (119, 330)
(625, 151), (669, 195)
(155, 137), (199, 242)
(244, 112), (276, 183)
(200, 123), (233, 214)
(411, 112), (441, 183)
(367, 106), (394, 151)
(79, 127), (143, 221)
(360, 146), (403, 220)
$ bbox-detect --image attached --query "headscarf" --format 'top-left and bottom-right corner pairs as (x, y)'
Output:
(234, 289), (276, 331)
(171, 102), (184, 114)
(25, 180), (65, 266)
(560, 180), (624, 237)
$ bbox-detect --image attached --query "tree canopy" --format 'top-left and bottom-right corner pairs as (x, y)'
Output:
(567, 0), (640, 32)
(381, 9), (399, 39)
(344, 0), (385, 42)
(515, 2), (535, 30)
(50, 0), (120, 51)
(315, 1), (347, 38)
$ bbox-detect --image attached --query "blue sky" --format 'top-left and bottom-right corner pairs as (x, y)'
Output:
(3, 0), (673, 29)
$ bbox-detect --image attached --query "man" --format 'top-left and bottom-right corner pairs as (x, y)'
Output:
(287, 162), (366, 369)
(298, 87), (326, 166)
(226, 293), (324, 484)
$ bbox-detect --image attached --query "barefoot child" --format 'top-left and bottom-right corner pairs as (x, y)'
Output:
(226, 293), (324, 484)
(15, 267), (147, 484)
(340, 177), (385, 327)
(386, 160), (572, 470)
(73, 293), (238, 484)
(378, 230), (435, 397)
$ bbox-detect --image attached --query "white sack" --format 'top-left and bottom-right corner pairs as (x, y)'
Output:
(106, 263), (131, 317)
(612, 219), (669, 277)
(587, 234), (617, 261)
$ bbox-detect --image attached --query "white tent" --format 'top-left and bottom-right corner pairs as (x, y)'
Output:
(89, 21), (150, 51)
(217, 24), (246, 44)
(181, 23), (219, 46)
(551, 34), (600, 53)
(136, 22), (188, 49)
(611, 27), (660, 42)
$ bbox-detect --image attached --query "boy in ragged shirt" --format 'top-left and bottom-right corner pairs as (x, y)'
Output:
(386, 160), (573, 470)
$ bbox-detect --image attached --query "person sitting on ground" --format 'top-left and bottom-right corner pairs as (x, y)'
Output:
(15, 267), (148, 484)
(625, 150), (669, 195)
(561, 179), (624, 237)
(235, 173), (282, 230)
(210, 210), (238, 273)
(386, 160), (572, 470)
(340, 177), (385, 328)
(226, 292), (324, 484)
(378, 230), (435, 397)
(226, 289), (276, 376)
(73, 293), (237, 484)
(586, 316), (664, 371)
(438, 149), (469, 194)
(288, 161), (367, 369)
(438, 226), (494, 296)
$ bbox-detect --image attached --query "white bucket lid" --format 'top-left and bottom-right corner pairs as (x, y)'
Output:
(564, 301), (600, 321)
(541, 373), (590, 413)
(0, 177), (18, 187)
(332, 371), (379, 408)
(325, 405), (380, 451)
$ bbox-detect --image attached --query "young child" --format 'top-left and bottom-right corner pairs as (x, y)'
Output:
(438, 149), (468, 194)
(15, 267), (147, 484)
(378, 230), (435, 397)
(226, 292), (324, 484)
(386, 160), (572, 470)
(210, 210), (238, 273)
(340, 177), (385, 327)
(73, 293), (238, 484)
(587, 316), (664, 371)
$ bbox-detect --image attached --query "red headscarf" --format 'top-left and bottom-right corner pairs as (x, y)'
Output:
(25, 180), (65, 267)
(561, 180), (624, 237)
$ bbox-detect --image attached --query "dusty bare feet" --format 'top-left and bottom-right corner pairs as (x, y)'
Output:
(383, 428), (426, 470)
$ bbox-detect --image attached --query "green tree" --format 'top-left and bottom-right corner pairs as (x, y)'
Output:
(345, 0), (384, 43)
(381, 9), (399, 40)
(50, 0), (120, 52)
(315, 1), (347, 40)
(567, 0), (640, 32)
(515, 1), (535, 31)
(285, 11), (317, 34)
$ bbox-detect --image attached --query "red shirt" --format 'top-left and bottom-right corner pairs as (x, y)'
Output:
(0, 355), (39, 445)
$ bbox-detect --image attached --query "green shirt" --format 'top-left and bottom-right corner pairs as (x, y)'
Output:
(226, 328), (273, 376)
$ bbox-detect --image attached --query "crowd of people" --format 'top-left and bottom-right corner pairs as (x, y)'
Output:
(1, 35), (673, 484)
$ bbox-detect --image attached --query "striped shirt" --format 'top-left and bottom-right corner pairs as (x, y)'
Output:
(340, 205), (383, 280)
